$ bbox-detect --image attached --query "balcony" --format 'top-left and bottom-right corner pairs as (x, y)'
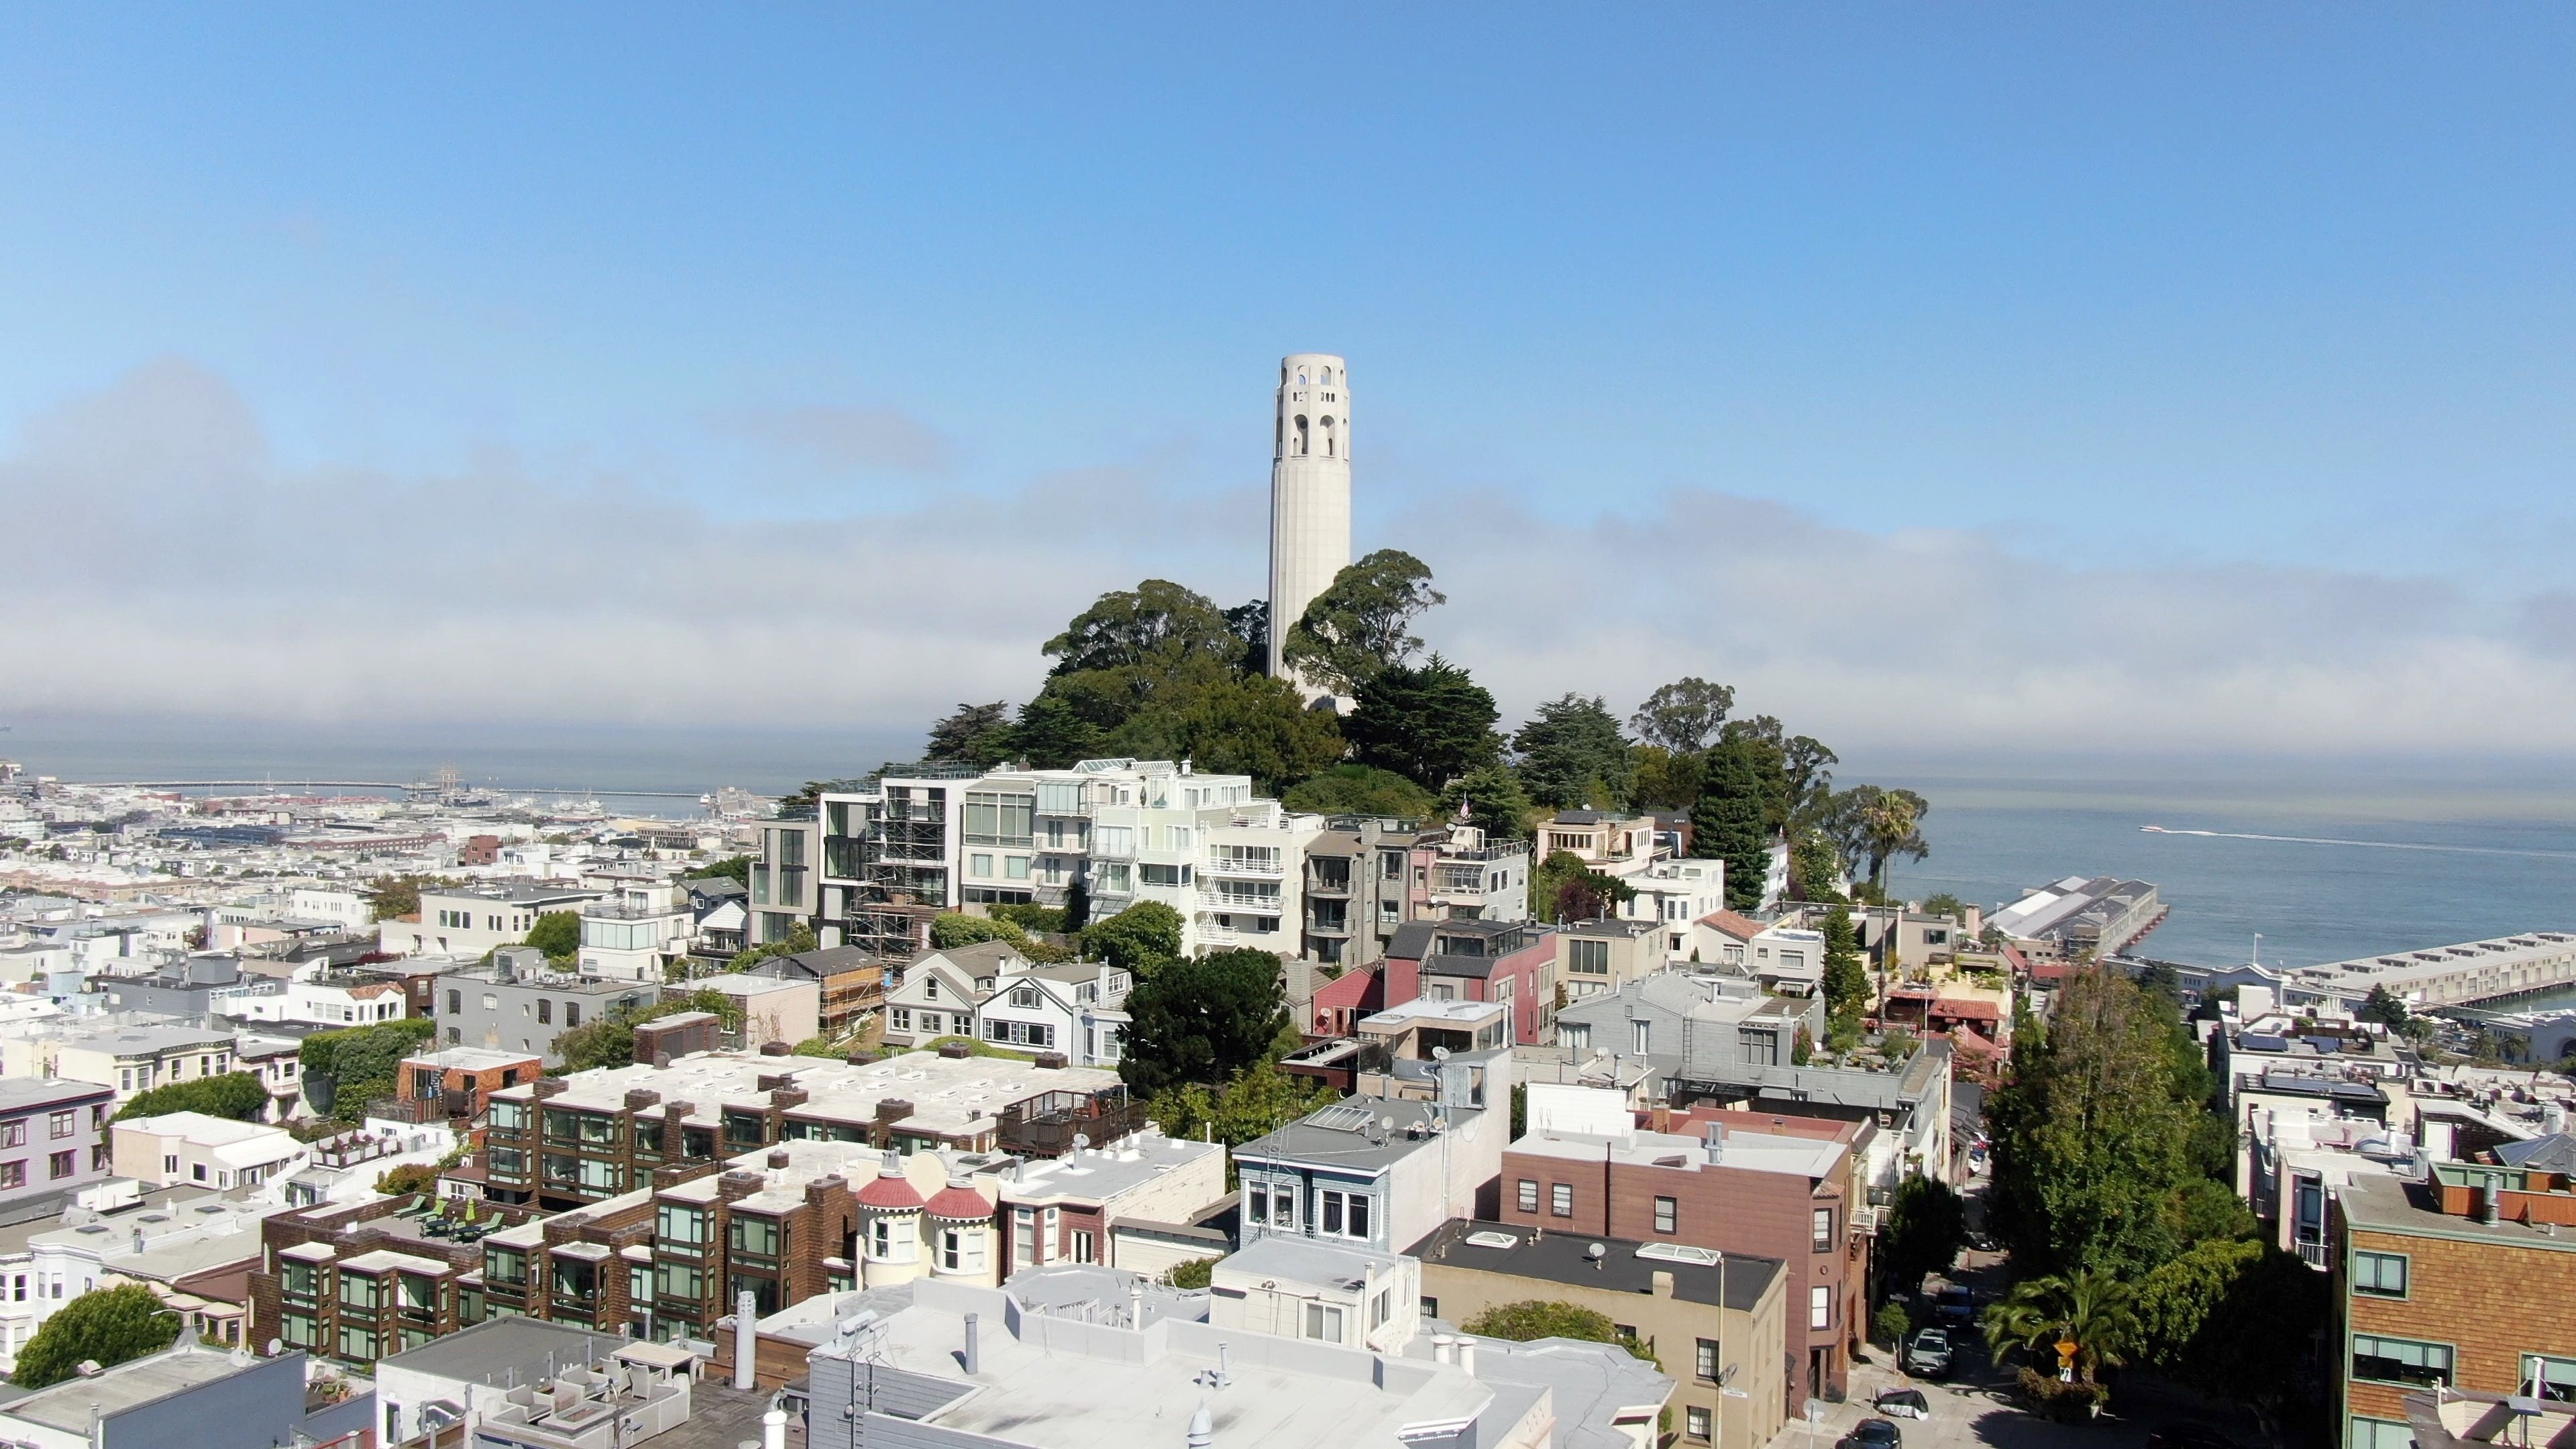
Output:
(1203, 853), (1285, 878)
(997, 1087), (1147, 1159)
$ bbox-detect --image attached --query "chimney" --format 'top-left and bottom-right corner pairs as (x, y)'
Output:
(963, 1313), (980, 1375)
(1704, 1122), (1727, 1165)
(1187, 1403), (1214, 1449)
(1431, 1334), (1455, 1365)
(876, 1099), (914, 1124)
(1455, 1338), (1477, 1375)
(1652, 1270), (1674, 1298)
(759, 1041), (792, 1057)
(623, 1089), (661, 1112)
(761, 1407), (787, 1449)
(766, 1148), (791, 1170)
(733, 1289), (757, 1389)
(719, 1171), (763, 1203)
(1130, 1278), (1146, 1328)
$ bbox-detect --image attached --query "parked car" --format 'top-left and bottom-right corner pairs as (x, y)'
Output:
(1874, 1390), (1931, 1421)
(1838, 1419), (1903, 1449)
(1934, 1285), (1976, 1328)
(1904, 1328), (1954, 1378)
(1967, 1229), (1998, 1254)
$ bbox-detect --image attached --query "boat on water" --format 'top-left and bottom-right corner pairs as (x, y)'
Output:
(2141, 824), (2168, 833)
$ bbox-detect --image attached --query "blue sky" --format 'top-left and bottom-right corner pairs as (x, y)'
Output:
(4, 8), (2574, 758)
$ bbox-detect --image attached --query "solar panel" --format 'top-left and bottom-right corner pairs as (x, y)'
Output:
(1308, 1103), (1377, 1133)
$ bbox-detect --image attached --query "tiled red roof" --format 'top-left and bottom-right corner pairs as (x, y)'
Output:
(1694, 909), (1764, 941)
(855, 1174), (924, 1210)
(924, 1185), (994, 1220)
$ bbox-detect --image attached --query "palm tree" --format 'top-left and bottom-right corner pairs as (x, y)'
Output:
(1980, 1270), (2139, 1387)
(1859, 789), (1929, 894)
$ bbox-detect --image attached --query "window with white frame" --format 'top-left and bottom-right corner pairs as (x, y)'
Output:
(1303, 1302), (1344, 1342)
(1809, 1285), (1831, 1331)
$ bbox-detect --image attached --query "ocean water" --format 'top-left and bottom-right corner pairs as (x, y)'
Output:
(1884, 777), (2576, 983)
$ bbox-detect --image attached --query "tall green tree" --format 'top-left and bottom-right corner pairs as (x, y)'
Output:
(1625, 745), (1705, 811)
(1689, 742), (1770, 912)
(1119, 949), (1290, 1095)
(1825, 786), (1931, 894)
(1279, 549), (1444, 696)
(694, 855), (753, 886)
(1789, 829), (1847, 903)
(1874, 1174), (1968, 1300)
(13, 1283), (178, 1387)
(1438, 764), (1535, 842)
(1222, 599), (1269, 676)
(1344, 655), (1502, 790)
(2132, 1238), (2329, 1417)
(1004, 694), (1108, 769)
(1283, 764), (1439, 820)
(1036, 580), (1244, 736)
(1629, 677), (1735, 755)
(1821, 906), (1871, 1019)
(525, 910), (582, 960)
(924, 702), (1014, 765)
(1985, 967), (2201, 1278)
(1081, 901), (1185, 977)
(1166, 674), (1346, 796)
(1511, 694), (1634, 809)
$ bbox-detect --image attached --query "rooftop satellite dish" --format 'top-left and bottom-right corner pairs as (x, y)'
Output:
(1072, 1134), (1090, 1151)
(1587, 1242), (1607, 1260)
(1381, 1115), (1397, 1134)
(1432, 1046), (1450, 1061)
(267, 1338), (282, 1356)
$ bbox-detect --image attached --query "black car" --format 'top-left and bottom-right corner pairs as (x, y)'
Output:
(1933, 1285), (1976, 1327)
(1874, 1390), (1931, 1421)
(1839, 1418), (1903, 1449)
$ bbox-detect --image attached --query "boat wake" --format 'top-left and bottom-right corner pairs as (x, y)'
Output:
(2140, 824), (2576, 862)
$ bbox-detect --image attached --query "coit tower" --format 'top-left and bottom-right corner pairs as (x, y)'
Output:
(1266, 352), (1353, 694)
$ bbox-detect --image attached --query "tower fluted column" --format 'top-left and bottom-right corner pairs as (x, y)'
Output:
(1267, 352), (1353, 700)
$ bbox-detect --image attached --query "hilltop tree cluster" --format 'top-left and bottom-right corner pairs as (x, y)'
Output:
(869, 551), (1931, 914)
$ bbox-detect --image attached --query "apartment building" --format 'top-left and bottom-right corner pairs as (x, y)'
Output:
(1534, 810), (1662, 879)
(476, 1048), (1133, 1211)
(377, 883), (603, 959)
(1383, 919), (1559, 1046)
(999, 1132), (1225, 1273)
(1234, 1063), (1507, 1255)
(746, 816), (820, 950)
(1499, 1085), (1867, 1401)
(249, 1190), (545, 1365)
(215, 965), (409, 1028)
(387, 1045), (540, 1123)
(1617, 858), (1726, 956)
(0, 1019), (237, 1103)
(1554, 918), (1668, 1002)
(2335, 1161), (2576, 1449)
(0, 1192), (270, 1375)
(1301, 820), (1536, 968)
(421, 951), (658, 1064)
(1410, 1218), (1790, 1449)
(112, 1111), (301, 1190)
(0, 1079), (112, 1208)
(577, 880), (694, 981)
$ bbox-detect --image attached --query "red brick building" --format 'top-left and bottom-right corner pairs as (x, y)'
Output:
(1501, 1105), (1868, 1403)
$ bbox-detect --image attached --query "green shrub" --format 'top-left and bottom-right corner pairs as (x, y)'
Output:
(1873, 1300), (1912, 1348)
(1161, 1258), (1218, 1289)
(111, 1071), (270, 1124)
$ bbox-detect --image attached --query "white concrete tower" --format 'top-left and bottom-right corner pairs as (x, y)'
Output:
(1266, 352), (1353, 693)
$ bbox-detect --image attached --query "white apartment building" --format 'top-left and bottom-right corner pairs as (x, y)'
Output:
(215, 965), (408, 1028)
(1616, 858), (1726, 958)
(0, 1193), (273, 1373)
(808, 759), (1303, 957)
(287, 888), (373, 930)
(111, 1111), (303, 1190)
(576, 881), (693, 981)
(377, 884), (602, 959)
